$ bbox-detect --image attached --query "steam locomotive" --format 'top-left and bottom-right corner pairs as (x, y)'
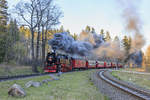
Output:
(44, 52), (123, 73)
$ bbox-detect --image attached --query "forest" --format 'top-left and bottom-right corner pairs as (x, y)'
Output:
(0, 0), (150, 73)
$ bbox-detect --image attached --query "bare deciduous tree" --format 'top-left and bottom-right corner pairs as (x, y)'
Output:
(15, 0), (62, 72)
(16, 0), (40, 72)
(41, 3), (62, 67)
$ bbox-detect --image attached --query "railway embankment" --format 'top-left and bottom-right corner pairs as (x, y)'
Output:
(91, 69), (150, 100)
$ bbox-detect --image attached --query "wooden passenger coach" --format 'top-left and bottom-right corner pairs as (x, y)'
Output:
(44, 52), (123, 72)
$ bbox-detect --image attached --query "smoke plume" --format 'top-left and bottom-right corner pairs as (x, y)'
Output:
(79, 29), (124, 60)
(49, 30), (106, 58)
(93, 41), (124, 60)
(49, 30), (124, 60)
(118, 0), (145, 65)
(49, 32), (93, 56)
(78, 30), (104, 48)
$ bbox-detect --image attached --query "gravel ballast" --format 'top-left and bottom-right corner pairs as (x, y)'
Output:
(91, 70), (142, 100)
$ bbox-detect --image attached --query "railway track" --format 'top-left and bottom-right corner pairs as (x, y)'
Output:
(0, 73), (53, 82)
(98, 70), (150, 100)
(0, 70), (87, 82)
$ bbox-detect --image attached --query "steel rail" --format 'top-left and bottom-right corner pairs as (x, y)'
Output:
(0, 69), (89, 82)
(0, 73), (55, 82)
(98, 70), (150, 100)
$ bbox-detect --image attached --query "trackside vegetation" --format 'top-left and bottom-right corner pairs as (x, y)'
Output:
(111, 70), (150, 90)
(0, 70), (108, 100)
(0, 64), (34, 76)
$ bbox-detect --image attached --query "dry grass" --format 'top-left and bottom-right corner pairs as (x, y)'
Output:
(111, 70), (150, 90)
(120, 68), (145, 72)
(0, 64), (34, 76)
(121, 67), (150, 72)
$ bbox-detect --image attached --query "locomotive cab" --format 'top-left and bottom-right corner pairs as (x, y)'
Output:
(44, 52), (58, 73)
(44, 52), (73, 73)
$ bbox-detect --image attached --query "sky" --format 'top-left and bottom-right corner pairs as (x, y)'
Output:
(8, 0), (150, 52)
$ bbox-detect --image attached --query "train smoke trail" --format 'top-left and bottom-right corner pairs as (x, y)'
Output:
(49, 31), (105, 58)
(78, 30), (104, 48)
(49, 32), (93, 57)
(117, 0), (145, 65)
(93, 40), (124, 60)
(79, 28), (125, 60)
(49, 30), (124, 60)
(78, 30), (122, 60)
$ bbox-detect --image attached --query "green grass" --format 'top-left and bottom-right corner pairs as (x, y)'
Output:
(111, 70), (150, 90)
(0, 70), (107, 100)
(0, 64), (35, 76)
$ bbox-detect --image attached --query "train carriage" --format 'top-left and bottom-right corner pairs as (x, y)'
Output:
(44, 52), (124, 73)
(118, 62), (123, 68)
(59, 55), (72, 72)
(72, 59), (87, 69)
(87, 60), (96, 69)
(111, 62), (116, 68)
(96, 61), (105, 68)
(106, 62), (112, 68)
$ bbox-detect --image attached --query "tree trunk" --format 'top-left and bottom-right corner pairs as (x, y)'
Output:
(42, 26), (45, 68)
(31, 28), (38, 72)
(44, 29), (48, 57)
(36, 25), (40, 61)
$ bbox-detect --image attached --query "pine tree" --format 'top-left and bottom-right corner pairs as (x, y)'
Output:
(72, 33), (78, 40)
(0, 33), (5, 62)
(122, 35), (132, 62)
(66, 29), (70, 34)
(145, 45), (150, 67)
(0, 0), (8, 25)
(114, 36), (120, 49)
(0, 0), (8, 62)
(85, 25), (90, 33)
(4, 19), (20, 62)
(105, 31), (111, 41)
(100, 29), (105, 41)
(8, 19), (20, 42)
(59, 25), (64, 32)
(128, 36), (132, 50)
(114, 36), (119, 42)
(0, 0), (8, 33)
(91, 27), (95, 33)
(100, 29), (104, 35)
(122, 36), (128, 51)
